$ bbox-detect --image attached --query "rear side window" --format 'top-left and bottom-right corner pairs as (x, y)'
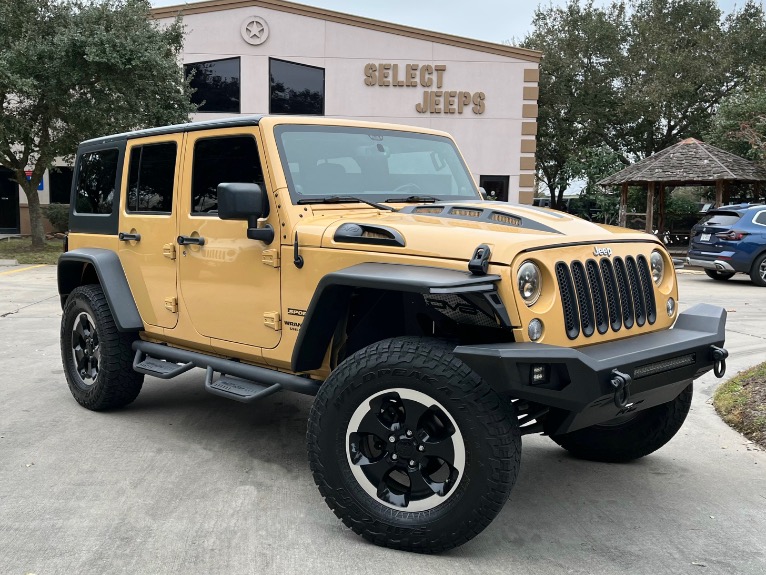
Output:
(126, 143), (177, 213)
(74, 149), (119, 214)
(698, 212), (741, 226)
(191, 136), (263, 214)
(754, 211), (766, 225)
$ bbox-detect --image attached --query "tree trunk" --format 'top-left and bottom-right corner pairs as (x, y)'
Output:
(19, 178), (46, 248)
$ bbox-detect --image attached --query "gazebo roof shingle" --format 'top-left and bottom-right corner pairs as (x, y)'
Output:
(598, 138), (766, 185)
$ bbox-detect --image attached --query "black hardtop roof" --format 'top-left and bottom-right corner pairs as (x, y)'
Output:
(79, 115), (264, 147)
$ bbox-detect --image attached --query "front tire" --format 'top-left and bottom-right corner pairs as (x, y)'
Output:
(307, 337), (520, 553)
(550, 383), (693, 463)
(61, 285), (144, 410)
(704, 269), (734, 281)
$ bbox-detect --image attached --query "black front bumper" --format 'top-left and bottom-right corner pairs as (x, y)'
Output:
(454, 303), (727, 434)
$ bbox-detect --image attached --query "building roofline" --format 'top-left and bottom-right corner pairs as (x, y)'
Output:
(150, 0), (542, 63)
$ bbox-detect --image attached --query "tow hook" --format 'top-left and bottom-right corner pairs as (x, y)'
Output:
(610, 369), (632, 408)
(711, 346), (728, 378)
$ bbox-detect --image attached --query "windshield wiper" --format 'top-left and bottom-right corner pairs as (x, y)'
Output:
(384, 195), (440, 204)
(297, 195), (397, 211)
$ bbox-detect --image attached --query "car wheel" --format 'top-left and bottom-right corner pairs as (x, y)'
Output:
(307, 337), (521, 553)
(750, 253), (766, 287)
(550, 383), (692, 462)
(61, 285), (144, 410)
(704, 269), (735, 281)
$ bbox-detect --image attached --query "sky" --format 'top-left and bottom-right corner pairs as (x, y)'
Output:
(150, 0), (749, 45)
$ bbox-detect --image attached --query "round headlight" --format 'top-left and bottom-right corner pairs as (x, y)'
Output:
(650, 250), (664, 285)
(517, 261), (542, 306)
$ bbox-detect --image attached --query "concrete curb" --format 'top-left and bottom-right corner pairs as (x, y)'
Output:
(0, 259), (18, 266)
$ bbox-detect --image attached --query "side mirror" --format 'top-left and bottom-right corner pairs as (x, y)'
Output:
(479, 187), (488, 200)
(217, 183), (273, 244)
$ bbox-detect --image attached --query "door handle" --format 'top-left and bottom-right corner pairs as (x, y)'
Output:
(118, 232), (141, 242)
(177, 235), (205, 246)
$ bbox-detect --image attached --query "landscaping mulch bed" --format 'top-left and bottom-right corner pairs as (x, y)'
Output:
(714, 362), (766, 449)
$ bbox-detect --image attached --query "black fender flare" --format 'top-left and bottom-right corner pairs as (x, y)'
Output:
(58, 248), (143, 332)
(291, 263), (505, 372)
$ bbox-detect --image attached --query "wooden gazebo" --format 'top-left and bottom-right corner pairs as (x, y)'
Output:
(598, 138), (766, 232)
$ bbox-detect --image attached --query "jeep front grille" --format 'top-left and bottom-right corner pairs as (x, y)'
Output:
(555, 256), (657, 340)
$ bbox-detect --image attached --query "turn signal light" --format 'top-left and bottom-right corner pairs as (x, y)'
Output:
(715, 230), (748, 241)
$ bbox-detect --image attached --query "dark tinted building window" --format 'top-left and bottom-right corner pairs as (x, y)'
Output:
(49, 167), (74, 204)
(126, 143), (177, 212)
(270, 58), (324, 115)
(185, 57), (241, 113)
(74, 149), (119, 214)
(191, 136), (263, 214)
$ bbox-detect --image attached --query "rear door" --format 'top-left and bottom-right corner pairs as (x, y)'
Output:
(118, 135), (181, 329)
(176, 128), (281, 349)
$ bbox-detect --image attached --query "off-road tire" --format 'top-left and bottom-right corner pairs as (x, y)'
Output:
(704, 269), (735, 281)
(307, 337), (521, 553)
(61, 285), (143, 410)
(750, 253), (766, 287)
(550, 383), (693, 463)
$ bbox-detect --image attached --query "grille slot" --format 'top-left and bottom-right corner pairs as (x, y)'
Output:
(571, 261), (595, 337)
(599, 259), (622, 331)
(626, 256), (646, 327)
(613, 257), (635, 329)
(555, 262), (580, 340)
(637, 255), (657, 324)
(555, 254), (657, 338)
(586, 259), (609, 334)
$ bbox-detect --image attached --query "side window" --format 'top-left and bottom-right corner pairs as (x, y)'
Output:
(191, 136), (262, 214)
(755, 211), (766, 226)
(74, 149), (119, 214)
(126, 142), (177, 213)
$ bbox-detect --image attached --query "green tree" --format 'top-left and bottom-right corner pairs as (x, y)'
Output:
(523, 0), (766, 209)
(522, 1), (627, 209)
(0, 0), (194, 247)
(707, 70), (766, 165)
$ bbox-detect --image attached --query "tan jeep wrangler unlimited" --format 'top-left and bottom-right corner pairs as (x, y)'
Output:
(58, 116), (728, 553)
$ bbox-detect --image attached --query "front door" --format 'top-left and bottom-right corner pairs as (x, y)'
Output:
(177, 128), (281, 349)
(118, 135), (181, 329)
(0, 168), (20, 234)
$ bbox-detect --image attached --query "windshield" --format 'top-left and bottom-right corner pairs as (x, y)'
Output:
(274, 125), (479, 202)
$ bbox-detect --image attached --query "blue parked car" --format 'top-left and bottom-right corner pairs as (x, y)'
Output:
(687, 204), (766, 286)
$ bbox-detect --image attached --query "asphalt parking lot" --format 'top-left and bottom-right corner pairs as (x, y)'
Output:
(1, 265), (764, 575)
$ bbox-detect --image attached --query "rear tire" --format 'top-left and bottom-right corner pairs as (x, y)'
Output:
(307, 337), (520, 553)
(550, 383), (693, 463)
(61, 285), (144, 410)
(704, 269), (734, 281)
(750, 253), (766, 287)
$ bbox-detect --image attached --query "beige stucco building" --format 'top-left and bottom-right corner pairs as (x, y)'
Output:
(0, 0), (539, 235)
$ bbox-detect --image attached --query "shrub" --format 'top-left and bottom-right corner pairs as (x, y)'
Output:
(43, 204), (70, 233)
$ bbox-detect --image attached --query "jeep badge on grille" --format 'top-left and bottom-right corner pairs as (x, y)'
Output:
(593, 247), (612, 257)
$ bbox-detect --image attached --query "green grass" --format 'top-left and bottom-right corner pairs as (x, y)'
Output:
(0, 237), (63, 265)
(713, 362), (766, 449)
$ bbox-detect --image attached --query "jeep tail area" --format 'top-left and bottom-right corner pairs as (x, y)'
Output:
(58, 116), (729, 553)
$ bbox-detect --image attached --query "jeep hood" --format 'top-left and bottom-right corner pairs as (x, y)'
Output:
(310, 202), (659, 264)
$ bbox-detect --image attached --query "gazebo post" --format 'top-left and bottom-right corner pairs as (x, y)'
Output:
(715, 179), (724, 207)
(658, 183), (666, 235)
(645, 182), (655, 233)
(619, 183), (628, 228)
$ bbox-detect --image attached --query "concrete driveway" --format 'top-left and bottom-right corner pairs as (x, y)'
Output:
(1, 265), (764, 575)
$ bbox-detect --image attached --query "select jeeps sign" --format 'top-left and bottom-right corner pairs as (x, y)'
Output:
(363, 63), (485, 115)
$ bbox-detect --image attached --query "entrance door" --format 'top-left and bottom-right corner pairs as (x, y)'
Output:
(479, 175), (509, 202)
(0, 168), (20, 234)
(177, 128), (281, 349)
(118, 136), (181, 329)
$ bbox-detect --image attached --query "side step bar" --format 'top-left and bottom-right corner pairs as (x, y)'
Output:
(131, 340), (321, 397)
